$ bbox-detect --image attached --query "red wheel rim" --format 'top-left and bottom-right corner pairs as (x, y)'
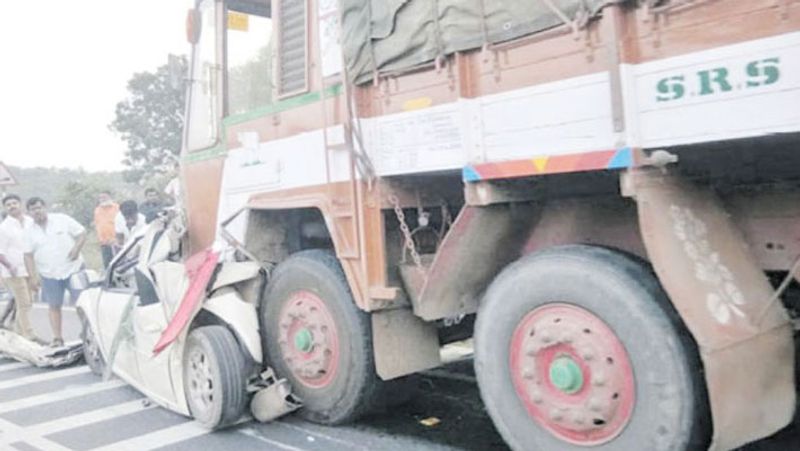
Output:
(278, 290), (340, 388)
(509, 303), (635, 446)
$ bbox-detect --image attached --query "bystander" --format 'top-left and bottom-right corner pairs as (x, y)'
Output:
(115, 200), (146, 246)
(93, 191), (119, 269)
(140, 188), (164, 223)
(24, 197), (87, 347)
(0, 194), (38, 341)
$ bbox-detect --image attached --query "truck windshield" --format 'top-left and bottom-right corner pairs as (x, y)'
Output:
(186, 0), (219, 151)
(226, 0), (273, 116)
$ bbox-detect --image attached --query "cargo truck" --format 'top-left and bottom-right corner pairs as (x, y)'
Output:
(177, 0), (800, 448)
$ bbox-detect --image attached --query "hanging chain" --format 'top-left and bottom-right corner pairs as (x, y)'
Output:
(388, 193), (425, 273)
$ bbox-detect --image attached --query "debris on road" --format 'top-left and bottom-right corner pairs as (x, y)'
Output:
(0, 328), (82, 368)
(249, 368), (302, 423)
(419, 417), (441, 427)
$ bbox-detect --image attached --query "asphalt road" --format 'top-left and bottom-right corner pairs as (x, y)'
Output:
(0, 301), (798, 450)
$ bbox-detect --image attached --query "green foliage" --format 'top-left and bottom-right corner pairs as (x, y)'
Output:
(110, 54), (188, 181)
(58, 181), (104, 227)
(228, 44), (274, 115)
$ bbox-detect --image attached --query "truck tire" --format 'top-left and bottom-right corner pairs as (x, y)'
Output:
(261, 249), (384, 425)
(79, 311), (105, 376)
(474, 245), (710, 450)
(183, 325), (248, 429)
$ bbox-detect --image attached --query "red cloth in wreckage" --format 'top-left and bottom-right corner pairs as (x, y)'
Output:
(152, 249), (219, 355)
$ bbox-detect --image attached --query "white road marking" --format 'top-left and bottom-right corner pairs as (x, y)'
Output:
(89, 420), (210, 451)
(239, 427), (305, 451)
(0, 365), (89, 390)
(0, 361), (30, 373)
(26, 398), (155, 436)
(0, 417), (72, 451)
(0, 379), (126, 414)
(274, 421), (368, 450)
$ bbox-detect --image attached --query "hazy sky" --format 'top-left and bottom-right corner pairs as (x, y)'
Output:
(0, 1), (191, 171)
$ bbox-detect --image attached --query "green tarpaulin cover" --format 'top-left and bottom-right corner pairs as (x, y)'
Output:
(341, 0), (625, 83)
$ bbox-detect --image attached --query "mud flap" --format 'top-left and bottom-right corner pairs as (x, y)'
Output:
(622, 169), (796, 450)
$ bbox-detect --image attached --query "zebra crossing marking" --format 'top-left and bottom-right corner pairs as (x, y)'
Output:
(0, 361), (30, 373)
(26, 398), (155, 436)
(0, 365), (89, 390)
(89, 420), (210, 451)
(0, 379), (126, 414)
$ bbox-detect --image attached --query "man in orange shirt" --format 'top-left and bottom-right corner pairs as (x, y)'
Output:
(93, 191), (118, 269)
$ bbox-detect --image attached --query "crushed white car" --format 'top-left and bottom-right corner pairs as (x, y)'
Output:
(76, 212), (300, 429)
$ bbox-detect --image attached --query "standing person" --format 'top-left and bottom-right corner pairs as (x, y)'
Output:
(139, 188), (164, 224)
(0, 194), (38, 341)
(115, 200), (146, 246)
(24, 197), (86, 347)
(93, 191), (118, 269)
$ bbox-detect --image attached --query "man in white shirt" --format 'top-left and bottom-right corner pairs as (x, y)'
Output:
(24, 197), (86, 347)
(0, 194), (37, 341)
(115, 200), (147, 246)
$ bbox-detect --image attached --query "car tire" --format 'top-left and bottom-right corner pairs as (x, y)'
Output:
(183, 325), (248, 429)
(474, 245), (710, 450)
(79, 310), (106, 376)
(261, 249), (388, 425)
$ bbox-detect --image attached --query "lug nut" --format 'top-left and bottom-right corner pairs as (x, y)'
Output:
(592, 373), (607, 387)
(588, 397), (605, 412)
(522, 367), (535, 380)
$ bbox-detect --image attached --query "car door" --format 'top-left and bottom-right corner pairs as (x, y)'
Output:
(132, 283), (175, 408)
(131, 233), (181, 409)
(96, 238), (144, 384)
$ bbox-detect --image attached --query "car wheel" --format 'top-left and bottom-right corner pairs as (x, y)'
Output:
(79, 310), (105, 376)
(474, 245), (710, 450)
(183, 325), (248, 429)
(262, 249), (391, 425)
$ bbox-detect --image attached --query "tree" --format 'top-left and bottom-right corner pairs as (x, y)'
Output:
(58, 180), (104, 227)
(110, 55), (188, 183)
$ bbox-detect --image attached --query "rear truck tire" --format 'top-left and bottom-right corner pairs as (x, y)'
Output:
(261, 249), (389, 425)
(183, 325), (249, 429)
(79, 310), (106, 376)
(474, 245), (710, 451)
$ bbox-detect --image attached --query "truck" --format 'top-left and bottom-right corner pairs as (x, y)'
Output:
(176, 0), (800, 449)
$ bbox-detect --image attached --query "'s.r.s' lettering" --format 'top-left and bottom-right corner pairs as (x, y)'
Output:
(655, 57), (781, 103)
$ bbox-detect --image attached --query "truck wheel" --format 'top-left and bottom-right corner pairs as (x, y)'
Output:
(474, 245), (710, 451)
(261, 249), (382, 425)
(79, 312), (105, 376)
(183, 325), (248, 429)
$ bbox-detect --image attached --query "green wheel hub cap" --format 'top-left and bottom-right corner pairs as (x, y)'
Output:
(294, 328), (314, 353)
(549, 356), (584, 394)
